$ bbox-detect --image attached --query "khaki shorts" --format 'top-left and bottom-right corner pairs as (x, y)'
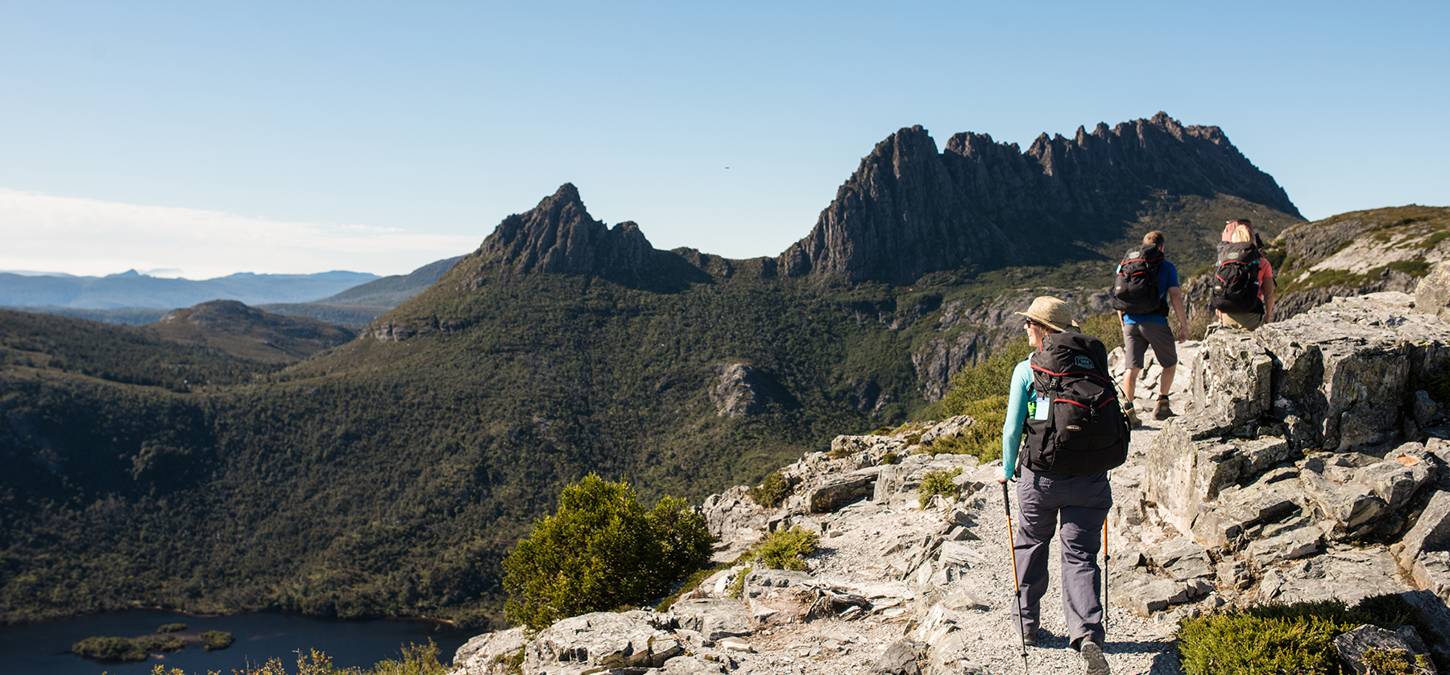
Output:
(1218, 310), (1264, 331)
(1122, 321), (1178, 370)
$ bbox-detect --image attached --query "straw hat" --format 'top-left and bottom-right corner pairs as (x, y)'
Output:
(1016, 296), (1079, 333)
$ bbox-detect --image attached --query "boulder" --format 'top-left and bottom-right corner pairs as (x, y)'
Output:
(1257, 549), (1408, 605)
(1190, 472), (1303, 549)
(1300, 448), (1435, 540)
(1411, 551), (1450, 601)
(1144, 418), (1291, 534)
(1394, 490), (1450, 568)
(1117, 573), (1211, 616)
(1333, 624), (1436, 675)
(807, 472), (877, 513)
(700, 486), (767, 543)
(451, 627), (528, 675)
(872, 639), (926, 675)
(1254, 293), (1450, 451)
(1146, 538), (1215, 581)
(1416, 260), (1450, 322)
(710, 363), (792, 417)
(1243, 521), (1324, 565)
(527, 610), (684, 671)
(918, 415), (975, 445)
(1189, 330), (1274, 431)
(668, 598), (753, 643)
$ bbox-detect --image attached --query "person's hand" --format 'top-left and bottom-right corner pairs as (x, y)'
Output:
(1176, 322), (1188, 342)
(997, 476), (1009, 484)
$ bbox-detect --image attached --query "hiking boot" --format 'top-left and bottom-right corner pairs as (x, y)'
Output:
(1153, 395), (1175, 420)
(1123, 404), (1141, 428)
(1080, 640), (1110, 675)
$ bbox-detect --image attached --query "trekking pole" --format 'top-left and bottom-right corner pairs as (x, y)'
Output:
(1002, 481), (1030, 674)
(1103, 515), (1110, 634)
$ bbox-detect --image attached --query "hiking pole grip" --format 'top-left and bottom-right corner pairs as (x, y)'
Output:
(1002, 480), (1030, 673)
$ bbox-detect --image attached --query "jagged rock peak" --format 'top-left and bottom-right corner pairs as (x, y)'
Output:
(781, 113), (1301, 284)
(478, 183), (657, 278)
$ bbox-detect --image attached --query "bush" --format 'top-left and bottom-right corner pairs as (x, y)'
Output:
(200, 630), (235, 650)
(501, 474), (715, 629)
(918, 468), (963, 508)
(728, 565), (752, 599)
(156, 622), (187, 633)
(747, 470), (794, 508)
(753, 528), (819, 571)
(1176, 595), (1434, 674)
(72, 636), (146, 662)
(880, 450), (900, 465)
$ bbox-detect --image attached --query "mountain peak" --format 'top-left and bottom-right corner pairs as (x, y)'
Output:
(779, 113), (1302, 283)
(477, 185), (661, 281)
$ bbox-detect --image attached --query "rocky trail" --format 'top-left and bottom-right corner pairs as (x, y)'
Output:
(451, 269), (1450, 675)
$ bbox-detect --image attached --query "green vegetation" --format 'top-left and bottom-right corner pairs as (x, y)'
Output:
(501, 474), (713, 630)
(918, 468), (963, 508)
(71, 627), (234, 662)
(1176, 594), (1439, 674)
(751, 527), (819, 571)
(880, 450), (900, 465)
(147, 641), (448, 675)
(199, 630), (235, 650)
(728, 565), (752, 599)
(72, 636), (148, 662)
(748, 470), (795, 507)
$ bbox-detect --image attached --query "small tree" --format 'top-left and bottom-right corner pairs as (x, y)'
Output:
(502, 474), (714, 629)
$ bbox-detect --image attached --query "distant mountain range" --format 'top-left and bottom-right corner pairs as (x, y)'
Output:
(0, 269), (378, 311)
(265, 256), (464, 327)
(1, 113), (1322, 629)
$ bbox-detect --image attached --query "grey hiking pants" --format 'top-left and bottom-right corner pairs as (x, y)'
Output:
(1013, 465), (1112, 647)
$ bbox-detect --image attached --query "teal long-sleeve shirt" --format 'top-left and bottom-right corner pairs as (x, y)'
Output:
(1000, 358), (1038, 480)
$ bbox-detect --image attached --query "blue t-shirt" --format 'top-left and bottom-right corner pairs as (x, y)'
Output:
(1117, 259), (1179, 325)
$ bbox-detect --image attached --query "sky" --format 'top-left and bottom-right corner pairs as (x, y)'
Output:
(2, 1), (1447, 278)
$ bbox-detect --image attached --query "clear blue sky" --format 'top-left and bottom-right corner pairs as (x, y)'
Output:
(3, 1), (1447, 276)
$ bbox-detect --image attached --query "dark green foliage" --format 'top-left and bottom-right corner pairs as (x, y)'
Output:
(200, 630), (235, 650)
(156, 622), (187, 633)
(71, 636), (147, 662)
(918, 468), (963, 508)
(880, 450), (900, 465)
(149, 642), (450, 675)
(727, 565), (751, 599)
(748, 471), (795, 508)
(500, 475), (713, 629)
(1176, 594), (1435, 674)
(752, 528), (819, 571)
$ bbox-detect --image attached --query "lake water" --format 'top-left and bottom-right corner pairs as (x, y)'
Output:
(0, 610), (475, 675)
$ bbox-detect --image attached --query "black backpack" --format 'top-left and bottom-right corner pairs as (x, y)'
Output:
(1022, 332), (1129, 476)
(1110, 246), (1166, 315)
(1209, 242), (1264, 314)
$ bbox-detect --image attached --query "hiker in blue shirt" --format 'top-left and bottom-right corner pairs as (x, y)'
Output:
(1112, 231), (1186, 425)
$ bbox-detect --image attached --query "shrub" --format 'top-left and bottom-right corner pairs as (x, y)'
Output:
(880, 450), (900, 465)
(502, 474), (715, 629)
(135, 633), (184, 652)
(728, 565), (752, 599)
(1176, 595), (1434, 674)
(922, 396), (1006, 462)
(918, 468), (963, 508)
(753, 528), (819, 571)
(747, 470), (794, 508)
(156, 622), (187, 633)
(200, 630), (235, 650)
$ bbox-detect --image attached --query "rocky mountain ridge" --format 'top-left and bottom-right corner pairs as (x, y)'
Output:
(450, 264), (1450, 675)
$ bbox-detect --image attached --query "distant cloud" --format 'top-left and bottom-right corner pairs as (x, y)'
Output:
(0, 189), (480, 278)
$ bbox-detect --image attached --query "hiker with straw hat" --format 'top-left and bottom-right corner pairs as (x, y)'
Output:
(999, 296), (1127, 675)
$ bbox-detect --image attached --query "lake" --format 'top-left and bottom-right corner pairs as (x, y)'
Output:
(0, 610), (475, 674)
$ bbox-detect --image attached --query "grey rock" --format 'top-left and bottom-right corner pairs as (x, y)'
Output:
(1416, 260), (1450, 322)
(913, 331), (984, 401)
(1244, 523), (1323, 564)
(872, 639), (926, 675)
(668, 598), (753, 643)
(527, 610), (683, 670)
(1257, 549), (1408, 605)
(710, 363), (791, 418)
(1301, 448), (1435, 540)
(1334, 624), (1436, 675)
(1119, 574), (1210, 616)
(451, 627), (528, 675)
(1412, 551), (1450, 601)
(1191, 477), (1303, 549)
(807, 473), (876, 513)
(1417, 390), (1445, 427)
(1189, 329), (1274, 431)
(1144, 418), (1292, 534)
(1395, 490), (1450, 570)
(1254, 293), (1450, 451)
(1147, 538), (1215, 581)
